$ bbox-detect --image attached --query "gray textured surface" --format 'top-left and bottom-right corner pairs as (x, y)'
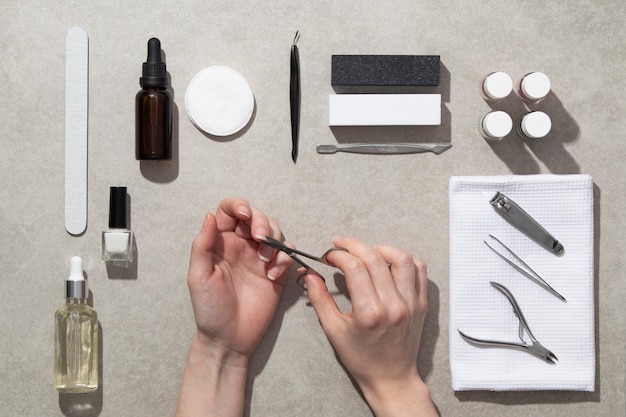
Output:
(1, 1), (624, 416)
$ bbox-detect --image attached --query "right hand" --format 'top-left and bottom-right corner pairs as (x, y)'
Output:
(303, 237), (436, 416)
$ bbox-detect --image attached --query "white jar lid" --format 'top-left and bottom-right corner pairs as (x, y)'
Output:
(185, 66), (255, 136)
(520, 111), (552, 139)
(520, 72), (551, 100)
(483, 72), (513, 100)
(482, 111), (512, 138)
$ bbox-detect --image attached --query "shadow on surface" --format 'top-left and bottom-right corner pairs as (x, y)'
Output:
(243, 265), (303, 417)
(419, 280), (440, 381)
(485, 91), (580, 174)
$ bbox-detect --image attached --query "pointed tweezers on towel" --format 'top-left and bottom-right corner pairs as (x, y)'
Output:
(485, 234), (566, 301)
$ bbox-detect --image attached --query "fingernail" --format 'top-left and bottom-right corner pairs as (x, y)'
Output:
(238, 206), (251, 218)
(267, 266), (281, 281)
(259, 245), (273, 262)
(201, 213), (210, 231)
(254, 227), (268, 242)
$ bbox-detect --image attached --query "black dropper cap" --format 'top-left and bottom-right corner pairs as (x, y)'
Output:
(140, 38), (167, 88)
(108, 187), (128, 229)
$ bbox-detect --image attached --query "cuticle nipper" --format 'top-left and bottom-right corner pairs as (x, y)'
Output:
(458, 281), (558, 364)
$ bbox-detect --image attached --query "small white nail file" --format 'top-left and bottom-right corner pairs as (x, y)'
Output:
(329, 94), (441, 126)
(64, 28), (89, 235)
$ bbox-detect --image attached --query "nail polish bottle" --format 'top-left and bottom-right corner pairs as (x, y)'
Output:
(480, 72), (513, 102)
(518, 111), (552, 139)
(479, 110), (513, 140)
(136, 37), (172, 160)
(102, 187), (134, 263)
(518, 72), (551, 103)
(54, 256), (98, 393)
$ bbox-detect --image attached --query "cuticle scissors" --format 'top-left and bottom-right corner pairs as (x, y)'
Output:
(260, 236), (347, 289)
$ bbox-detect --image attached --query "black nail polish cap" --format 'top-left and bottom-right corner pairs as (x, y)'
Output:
(108, 187), (128, 229)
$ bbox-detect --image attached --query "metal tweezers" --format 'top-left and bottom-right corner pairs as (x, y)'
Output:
(458, 281), (558, 364)
(260, 236), (347, 289)
(290, 31), (301, 163)
(484, 234), (566, 301)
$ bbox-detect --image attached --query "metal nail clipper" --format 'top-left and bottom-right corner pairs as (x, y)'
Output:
(490, 192), (564, 255)
(458, 281), (558, 364)
(484, 235), (566, 301)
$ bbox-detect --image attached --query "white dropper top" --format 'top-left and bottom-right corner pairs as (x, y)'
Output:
(68, 256), (84, 281)
(66, 256), (87, 299)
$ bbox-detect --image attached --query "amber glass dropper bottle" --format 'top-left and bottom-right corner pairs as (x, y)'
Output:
(135, 38), (172, 160)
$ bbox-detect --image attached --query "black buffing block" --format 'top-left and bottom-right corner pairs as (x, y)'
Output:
(331, 55), (440, 87)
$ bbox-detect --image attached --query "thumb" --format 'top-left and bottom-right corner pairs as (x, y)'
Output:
(188, 213), (218, 288)
(304, 273), (341, 334)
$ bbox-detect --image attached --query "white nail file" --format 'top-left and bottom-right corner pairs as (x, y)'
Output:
(64, 28), (89, 235)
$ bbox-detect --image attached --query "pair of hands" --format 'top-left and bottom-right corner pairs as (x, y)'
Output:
(185, 198), (435, 415)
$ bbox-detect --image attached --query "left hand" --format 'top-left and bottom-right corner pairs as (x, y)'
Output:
(186, 198), (293, 366)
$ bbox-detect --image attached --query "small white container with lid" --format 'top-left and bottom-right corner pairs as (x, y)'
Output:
(481, 72), (513, 101)
(480, 111), (513, 140)
(518, 111), (552, 139)
(518, 72), (551, 103)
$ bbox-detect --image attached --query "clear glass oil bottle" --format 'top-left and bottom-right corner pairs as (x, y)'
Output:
(54, 256), (98, 393)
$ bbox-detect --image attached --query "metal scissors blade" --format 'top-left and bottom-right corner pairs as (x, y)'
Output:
(260, 236), (347, 289)
(261, 236), (339, 265)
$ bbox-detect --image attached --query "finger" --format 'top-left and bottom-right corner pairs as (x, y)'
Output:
(187, 212), (218, 289)
(374, 245), (419, 306)
(326, 237), (379, 304)
(215, 197), (252, 233)
(334, 238), (399, 303)
(303, 273), (343, 336)
(413, 258), (429, 313)
(266, 240), (294, 282)
(256, 214), (281, 262)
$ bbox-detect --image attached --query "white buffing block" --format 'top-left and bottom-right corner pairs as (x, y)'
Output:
(329, 94), (441, 126)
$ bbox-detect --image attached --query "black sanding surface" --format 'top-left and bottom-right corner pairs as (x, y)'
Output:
(331, 55), (440, 86)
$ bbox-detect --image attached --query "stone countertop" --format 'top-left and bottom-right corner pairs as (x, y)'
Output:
(1, 1), (624, 416)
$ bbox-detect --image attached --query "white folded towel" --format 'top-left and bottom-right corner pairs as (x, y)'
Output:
(449, 174), (595, 391)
